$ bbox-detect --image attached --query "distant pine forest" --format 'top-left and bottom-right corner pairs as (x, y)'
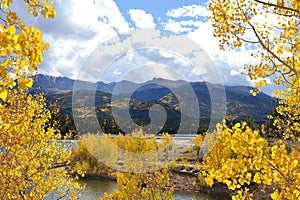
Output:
(33, 74), (279, 137)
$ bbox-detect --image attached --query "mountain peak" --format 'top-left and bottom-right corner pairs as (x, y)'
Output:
(36, 74), (277, 127)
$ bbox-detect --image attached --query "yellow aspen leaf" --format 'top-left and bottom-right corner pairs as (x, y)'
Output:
(33, 11), (38, 17)
(0, 89), (8, 100)
(44, 42), (50, 50)
(25, 77), (33, 87)
(20, 59), (29, 70)
(8, 25), (16, 34)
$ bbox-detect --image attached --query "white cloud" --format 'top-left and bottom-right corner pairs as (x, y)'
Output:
(113, 68), (122, 75)
(12, 0), (131, 78)
(163, 5), (209, 34)
(159, 50), (174, 58)
(230, 69), (241, 76)
(167, 4), (210, 18)
(128, 9), (156, 28)
(179, 20), (203, 27)
(184, 19), (261, 87)
(125, 51), (135, 63)
(69, 0), (131, 35)
(10, 0), (276, 95)
(163, 19), (193, 33)
(163, 3), (269, 87)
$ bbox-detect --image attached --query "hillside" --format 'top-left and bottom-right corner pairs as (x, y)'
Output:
(34, 74), (278, 135)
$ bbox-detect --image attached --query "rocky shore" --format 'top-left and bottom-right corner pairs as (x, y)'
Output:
(78, 167), (231, 199)
(171, 167), (229, 195)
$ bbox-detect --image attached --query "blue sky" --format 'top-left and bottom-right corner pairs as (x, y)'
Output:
(12, 0), (277, 94)
(114, 0), (208, 29)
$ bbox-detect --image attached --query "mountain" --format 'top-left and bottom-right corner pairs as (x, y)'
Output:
(31, 74), (188, 95)
(31, 74), (96, 94)
(34, 74), (277, 135)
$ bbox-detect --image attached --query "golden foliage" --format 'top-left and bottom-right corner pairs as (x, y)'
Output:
(0, 0), (56, 100)
(207, 1), (300, 199)
(100, 132), (174, 200)
(209, 0), (300, 139)
(0, 1), (82, 199)
(0, 90), (83, 199)
(101, 166), (173, 200)
(71, 131), (175, 199)
(201, 122), (300, 199)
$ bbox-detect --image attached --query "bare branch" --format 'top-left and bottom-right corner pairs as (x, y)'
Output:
(247, 20), (297, 76)
(254, 0), (300, 13)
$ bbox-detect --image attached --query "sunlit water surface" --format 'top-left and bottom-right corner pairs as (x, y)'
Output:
(75, 179), (226, 200)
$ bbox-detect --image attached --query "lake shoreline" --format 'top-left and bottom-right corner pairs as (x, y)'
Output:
(76, 169), (232, 199)
(77, 169), (273, 200)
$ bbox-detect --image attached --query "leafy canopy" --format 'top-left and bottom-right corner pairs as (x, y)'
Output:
(209, 0), (300, 138)
(0, 1), (82, 199)
(204, 0), (300, 199)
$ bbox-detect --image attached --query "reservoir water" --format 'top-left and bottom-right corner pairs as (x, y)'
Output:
(76, 179), (225, 200)
(55, 137), (226, 199)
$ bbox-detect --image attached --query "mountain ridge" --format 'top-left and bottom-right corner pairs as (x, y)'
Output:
(32, 74), (269, 98)
(33, 74), (278, 135)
